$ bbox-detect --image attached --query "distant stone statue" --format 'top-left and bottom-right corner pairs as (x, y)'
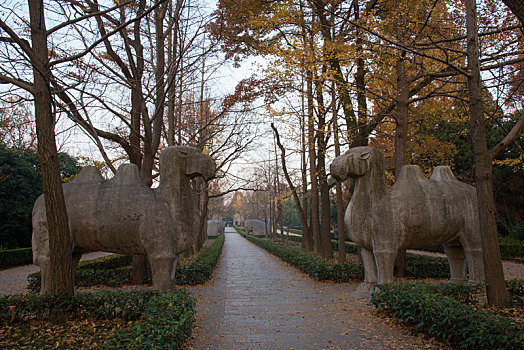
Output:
(233, 213), (244, 226)
(244, 219), (266, 236)
(207, 220), (225, 238)
(330, 146), (484, 290)
(32, 146), (215, 293)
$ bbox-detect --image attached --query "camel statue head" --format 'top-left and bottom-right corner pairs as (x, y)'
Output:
(330, 146), (384, 181)
(159, 146), (216, 182)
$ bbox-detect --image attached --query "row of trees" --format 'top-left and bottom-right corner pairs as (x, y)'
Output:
(1, 0), (522, 306)
(0, 0), (261, 294)
(210, 0), (523, 306)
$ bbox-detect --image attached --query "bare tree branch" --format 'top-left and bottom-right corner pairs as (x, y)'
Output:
(489, 112), (524, 159)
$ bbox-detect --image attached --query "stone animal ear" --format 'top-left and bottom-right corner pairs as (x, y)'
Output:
(361, 152), (371, 160)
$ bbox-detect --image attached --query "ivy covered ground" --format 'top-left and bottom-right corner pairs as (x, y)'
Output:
(0, 234), (225, 349)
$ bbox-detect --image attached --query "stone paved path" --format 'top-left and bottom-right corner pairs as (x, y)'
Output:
(186, 228), (443, 350)
(0, 251), (113, 296)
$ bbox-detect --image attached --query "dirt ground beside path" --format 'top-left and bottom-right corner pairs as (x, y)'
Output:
(0, 251), (113, 296)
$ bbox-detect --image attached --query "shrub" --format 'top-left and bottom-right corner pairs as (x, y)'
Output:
(238, 227), (451, 281)
(176, 233), (225, 285)
(239, 229), (364, 282)
(499, 243), (524, 260)
(371, 282), (524, 349)
(0, 247), (32, 269)
(420, 238), (524, 260)
(0, 289), (195, 349)
(507, 279), (524, 307)
(78, 254), (132, 270)
(405, 254), (450, 279)
(105, 290), (195, 349)
(28, 234), (225, 292)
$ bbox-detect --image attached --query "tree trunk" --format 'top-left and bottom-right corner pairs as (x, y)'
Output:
(301, 76), (313, 252)
(271, 123), (312, 252)
(394, 55), (410, 277)
(29, 0), (74, 295)
(307, 69), (321, 254)
(195, 178), (210, 252)
(355, 1), (368, 147)
(315, 85), (332, 259)
(466, 0), (509, 306)
(333, 85), (346, 263)
(131, 255), (147, 284)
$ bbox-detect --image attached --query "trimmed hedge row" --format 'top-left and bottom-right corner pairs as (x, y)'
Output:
(244, 227), (450, 281)
(500, 243), (524, 260)
(238, 227), (363, 282)
(0, 289), (195, 349)
(28, 234), (225, 292)
(0, 247), (32, 269)
(176, 234), (225, 285)
(371, 281), (524, 349)
(279, 227), (524, 261)
(421, 243), (524, 260)
(507, 279), (524, 307)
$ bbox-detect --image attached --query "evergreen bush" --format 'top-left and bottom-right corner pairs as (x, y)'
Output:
(27, 234), (225, 292)
(371, 281), (524, 349)
(0, 247), (32, 269)
(0, 289), (195, 349)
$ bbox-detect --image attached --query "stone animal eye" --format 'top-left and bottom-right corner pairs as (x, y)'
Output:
(361, 152), (370, 159)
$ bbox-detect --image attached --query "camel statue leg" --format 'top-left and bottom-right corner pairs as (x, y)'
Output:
(444, 241), (467, 282)
(463, 248), (484, 282)
(460, 231), (485, 282)
(149, 254), (178, 292)
(357, 248), (378, 291)
(373, 247), (396, 284)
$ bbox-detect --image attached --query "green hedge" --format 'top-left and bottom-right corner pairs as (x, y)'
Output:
(0, 289), (195, 349)
(499, 243), (524, 260)
(237, 227), (363, 282)
(239, 226), (451, 282)
(507, 279), (524, 307)
(419, 242), (524, 260)
(0, 247), (32, 269)
(279, 227), (524, 261)
(176, 234), (225, 285)
(28, 234), (225, 292)
(371, 281), (524, 349)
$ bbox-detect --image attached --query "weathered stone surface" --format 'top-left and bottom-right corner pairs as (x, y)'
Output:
(330, 146), (484, 289)
(244, 219), (266, 236)
(32, 146), (215, 293)
(207, 220), (225, 238)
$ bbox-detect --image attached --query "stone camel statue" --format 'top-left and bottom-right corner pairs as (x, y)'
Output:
(244, 219), (266, 237)
(32, 146), (215, 293)
(207, 220), (225, 238)
(330, 146), (484, 290)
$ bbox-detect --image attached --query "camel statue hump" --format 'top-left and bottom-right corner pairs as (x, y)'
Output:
(397, 165), (427, 183)
(73, 166), (104, 184)
(112, 163), (142, 185)
(430, 166), (458, 182)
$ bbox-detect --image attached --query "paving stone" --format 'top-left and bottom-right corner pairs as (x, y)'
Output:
(186, 228), (445, 349)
